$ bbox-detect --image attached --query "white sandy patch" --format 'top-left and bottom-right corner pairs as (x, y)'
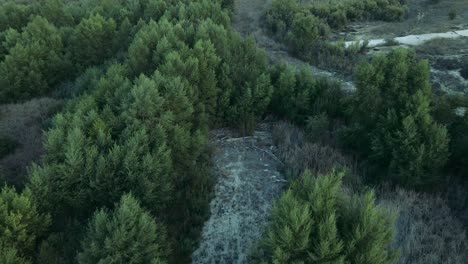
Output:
(346, 29), (468, 48)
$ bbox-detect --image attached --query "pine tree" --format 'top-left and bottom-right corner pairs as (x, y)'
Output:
(346, 49), (449, 188)
(270, 64), (343, 124)
(0, 243), (31, 264)
(255, 170), (396, 264)
(71, 14), (117, 68)
(38, 0), (73, 26)
(77, 194), (169, 264)
(340, 192), (397, 264)
(29, 65), (173, 221)
(0, 16), (68, 102)
(0, 186), (50, 262)
(289, 11), (329, 54)
(0, 2), (35, 31)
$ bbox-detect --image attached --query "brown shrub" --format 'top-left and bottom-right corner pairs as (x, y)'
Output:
(380, 189), (468, 264)
(0, 97), (63, 186)
(272, 121), (351, 179)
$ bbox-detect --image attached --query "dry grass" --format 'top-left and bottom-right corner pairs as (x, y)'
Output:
(380, 189), (468, 264)
(0, 97), (63, 186)
(272, 121), (352, 179)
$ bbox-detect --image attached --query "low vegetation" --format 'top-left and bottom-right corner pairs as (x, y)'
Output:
(264, 0), (407, 71)
(382, 189), (468, 264)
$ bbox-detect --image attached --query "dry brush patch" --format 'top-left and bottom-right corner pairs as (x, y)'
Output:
(0, 97), (63, 186)
(273, 121), (468, 264)
(272, 121), (352, 180)
(380, 189), (468, 264)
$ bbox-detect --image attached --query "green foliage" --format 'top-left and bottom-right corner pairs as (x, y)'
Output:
(270, 64), (344, 124)
(287, 11), (330, 54)
(265, 0), (299, 37)
(344, 49), (449, 188)
(265, 0), (406, 71)
(0, 136), (18, 159)
(71, 14), (117, 68)
(267, 0), (406, 35)
(448, 10), (456, 20)
(38, 0), (74, 26)
(433, 95), (468, 178)
(254, 170), (397, 264)
(0, 1), (36, 32)
(306, 113), (330, 142)
(29, 65), (174, 220)
(77, 194), (169, 264)
(216, 35), (273, 133)
(0, 186), (50, 262)
(0, 244), (31, 264)
(1, 0), (272, 262)
(447, 113), (468, 177)
(0, 16), (69, 102)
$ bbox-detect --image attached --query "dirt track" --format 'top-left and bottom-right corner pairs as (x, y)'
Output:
(192, 127), (285, 264)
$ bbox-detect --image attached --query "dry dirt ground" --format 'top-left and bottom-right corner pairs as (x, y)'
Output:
(192, 126), (285, 264)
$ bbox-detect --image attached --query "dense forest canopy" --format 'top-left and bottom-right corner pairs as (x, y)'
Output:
(0, 0), (467, 263)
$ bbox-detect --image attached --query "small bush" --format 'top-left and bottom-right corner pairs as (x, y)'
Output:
(460, 66), (468, 80)
(384, 38), (400, 46)
(272, 122), (350, 179)
(449, 10), (456, 20)
(305, 113), (329, 142)
(0, 136), (18, 159)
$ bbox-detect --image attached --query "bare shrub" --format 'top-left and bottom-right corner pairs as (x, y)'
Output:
(271, 121), (304, 149)
(0, 97), (63, 186)
(272, 121), (351, 179)
(380, 189), (468, 264)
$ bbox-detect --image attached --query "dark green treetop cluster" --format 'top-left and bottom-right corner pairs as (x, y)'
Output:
(0, 0), (273, 263)
(344, 49), (449, 188)
(253, 170), (397, 264)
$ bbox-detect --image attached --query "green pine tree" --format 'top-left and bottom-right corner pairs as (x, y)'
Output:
(346, 49), (449, 188)
(255, 170), (396, 264)
(71, 14), (117, 68)
(0, 186), (50, 262)
(0, 16), (68, 102)
(77, 194), (169, 264)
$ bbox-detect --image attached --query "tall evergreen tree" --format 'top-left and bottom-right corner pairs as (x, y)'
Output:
(254, 170), (397, 264)
(0, 1), (35, 32)
(77, 194), (169, 264)
(345, 49), (449, 188)
(0, 186), (50, 262)
(0, 16), (68, 102)
(0, 243), (31, 264)
(29, 65), (173, 221)
(71, 14), (117, 68)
